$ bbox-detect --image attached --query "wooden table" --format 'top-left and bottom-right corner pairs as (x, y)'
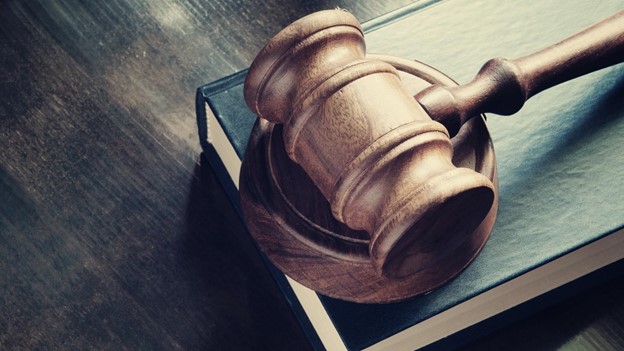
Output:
(1, 1), (622, 349)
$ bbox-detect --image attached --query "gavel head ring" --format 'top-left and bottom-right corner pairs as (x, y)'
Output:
(244, 10), (495, 279)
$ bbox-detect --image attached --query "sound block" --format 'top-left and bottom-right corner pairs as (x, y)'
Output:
(240, 55), (498, 303)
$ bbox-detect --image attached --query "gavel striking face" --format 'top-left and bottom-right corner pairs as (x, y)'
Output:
(241, 9), (624, 297)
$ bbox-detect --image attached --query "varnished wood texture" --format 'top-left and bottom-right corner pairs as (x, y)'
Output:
(1, 0), (623, 350)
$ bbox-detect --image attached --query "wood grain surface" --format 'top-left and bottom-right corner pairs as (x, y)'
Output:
(0, 0), (623, 350)
(0, 1), (409, 349)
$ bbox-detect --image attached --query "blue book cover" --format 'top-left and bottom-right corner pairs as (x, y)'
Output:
(197, 1), (624, 350)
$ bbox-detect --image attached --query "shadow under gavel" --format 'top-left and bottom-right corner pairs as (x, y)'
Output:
(241, 9), (624, 300)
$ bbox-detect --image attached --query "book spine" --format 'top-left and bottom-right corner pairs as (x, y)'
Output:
(196, 87), (332, 351)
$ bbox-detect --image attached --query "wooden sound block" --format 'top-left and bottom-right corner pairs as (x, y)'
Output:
(240, 55), (498, 303)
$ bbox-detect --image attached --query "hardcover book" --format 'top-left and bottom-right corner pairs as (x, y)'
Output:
(196, 1), (624, 350)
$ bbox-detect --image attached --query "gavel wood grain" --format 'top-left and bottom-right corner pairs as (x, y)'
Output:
(239, 9), (624, 302)
(240, 56), (498, 303)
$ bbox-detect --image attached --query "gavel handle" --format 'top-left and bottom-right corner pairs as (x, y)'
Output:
(416, 10), (624, 137)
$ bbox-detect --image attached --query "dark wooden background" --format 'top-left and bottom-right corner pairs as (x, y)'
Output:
(0, 0), (622, 350)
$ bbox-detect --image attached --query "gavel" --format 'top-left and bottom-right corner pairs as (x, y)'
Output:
(241, 9), (624, 299)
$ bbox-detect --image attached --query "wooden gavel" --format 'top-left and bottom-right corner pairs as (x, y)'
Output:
(242, 10), (624, 285)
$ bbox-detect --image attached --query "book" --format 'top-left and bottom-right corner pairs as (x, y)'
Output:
(196, 0), (624, 350)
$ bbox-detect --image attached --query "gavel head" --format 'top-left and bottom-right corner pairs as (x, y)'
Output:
(244, 10), (495, 279)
